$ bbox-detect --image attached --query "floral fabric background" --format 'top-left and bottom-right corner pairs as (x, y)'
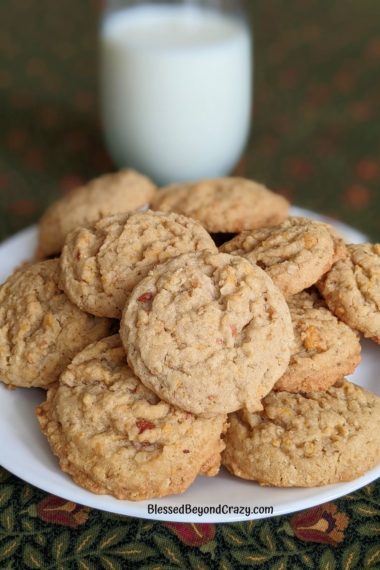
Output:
(0, 0), (380, 568)
(1, 467), (380, 569)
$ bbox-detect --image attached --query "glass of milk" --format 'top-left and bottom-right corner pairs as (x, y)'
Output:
(100, 0), (253, 185)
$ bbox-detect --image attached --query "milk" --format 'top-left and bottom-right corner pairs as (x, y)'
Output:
(101, 4), (252, 184)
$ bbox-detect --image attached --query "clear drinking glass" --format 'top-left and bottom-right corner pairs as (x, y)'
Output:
(100, 0), (253, 185)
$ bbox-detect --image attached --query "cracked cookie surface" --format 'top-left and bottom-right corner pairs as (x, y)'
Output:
(220, 217), (335, 296)
(60, 210), (217, 318)
(0, 260), (112, 388)
(121, 251), (293, 416)
(36, 335), (227, 500)
(317, 243), (380, 343)
(275, 289), (361, 393)
(38, 169), (156, 258)
(152, 177), (289, 233)
(323, 224), (347, 264)
(222, 380), (380, 486)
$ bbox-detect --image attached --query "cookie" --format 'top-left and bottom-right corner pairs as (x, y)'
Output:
(275, 290), (361, 393)
(121, 250), (293, 416)
(37, 169), (156, 258)
(317, 244), (380, 343)
(324, 224), (347, 264)
(220, 217), (336, 297)
(151, 177), (289, 233)
(0, 260), (112, 388)
(36, 335), (227, 500)
(222, 379), (380, 487)
(60, 210), (217, 318)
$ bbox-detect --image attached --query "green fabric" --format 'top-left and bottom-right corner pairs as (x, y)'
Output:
(0, 0), (379, 568)
(1, 466), (380, 569)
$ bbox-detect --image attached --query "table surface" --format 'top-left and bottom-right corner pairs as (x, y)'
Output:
(1, 0), (380, 568)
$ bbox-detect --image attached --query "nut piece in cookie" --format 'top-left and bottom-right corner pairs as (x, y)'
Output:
(36, 335), (227, 501)
(223, 379), (380, 487)
(0, 260), (112, 388)
(275, 289), (361, 393)
(317, 244), (380, 343)
(60, 210), (217, 318)
(37, 169), (157, 258)
(151, 177), (289, 233)
(220, 217), (336, 297)
(121, 250), (293, 416)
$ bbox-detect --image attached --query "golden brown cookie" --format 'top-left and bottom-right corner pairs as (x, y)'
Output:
(323, 224), (347, 264)
(37, 169), (156, 258)
(121, 250), (293, 416)
(60, 210), (217, 318)
(223, 380), (380, 487)
(220, 217), (336, 297)
(0, 260), (112, 388)
(275, 290), (361, 393)
(317, 243), (380, 343)
(36, 335), (227, 500)
(151, 177), (289, 233)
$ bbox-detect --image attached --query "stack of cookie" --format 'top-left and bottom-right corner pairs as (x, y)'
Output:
(0, 170), (379, 500)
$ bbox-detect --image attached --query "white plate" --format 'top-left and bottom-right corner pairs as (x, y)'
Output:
(0, 210), (378, 523)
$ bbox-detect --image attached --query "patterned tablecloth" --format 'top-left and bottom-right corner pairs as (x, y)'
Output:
(0, 1), (380, 568)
